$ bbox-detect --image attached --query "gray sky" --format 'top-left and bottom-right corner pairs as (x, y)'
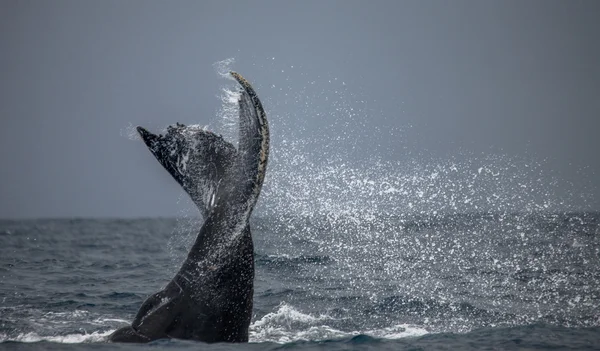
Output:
(1, 0), (599, 218)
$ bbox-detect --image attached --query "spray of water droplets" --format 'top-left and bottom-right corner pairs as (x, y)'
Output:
(161, 59), (598, 336)
(119, 122), (140, 141)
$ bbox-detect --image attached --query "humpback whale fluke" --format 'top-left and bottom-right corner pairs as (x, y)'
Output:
(109, 72), (269, 343)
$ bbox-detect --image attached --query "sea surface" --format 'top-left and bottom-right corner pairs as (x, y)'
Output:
(1, 212), (599, 350)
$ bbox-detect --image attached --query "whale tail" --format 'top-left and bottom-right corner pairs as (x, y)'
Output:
(111, 72), (267, 344)
(137, 72), (269, 218)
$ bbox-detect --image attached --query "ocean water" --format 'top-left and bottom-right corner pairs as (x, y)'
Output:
(1, 212), (599, 350)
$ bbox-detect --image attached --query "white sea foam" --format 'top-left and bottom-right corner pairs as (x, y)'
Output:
(0, 304), (425, 344)
(249, 303), (428, 343)
(0, 307), (128, 344)
(363, 324), (428, 339)
(3, 330), (113, 343)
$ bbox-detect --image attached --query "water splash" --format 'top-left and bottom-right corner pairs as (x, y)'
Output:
(212, 57), (236, 79)
(155, 61), (597, 335)
(119, 122), (140, 141)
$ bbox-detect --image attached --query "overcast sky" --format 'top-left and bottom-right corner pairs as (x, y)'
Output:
(1, 0), (599, 218)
